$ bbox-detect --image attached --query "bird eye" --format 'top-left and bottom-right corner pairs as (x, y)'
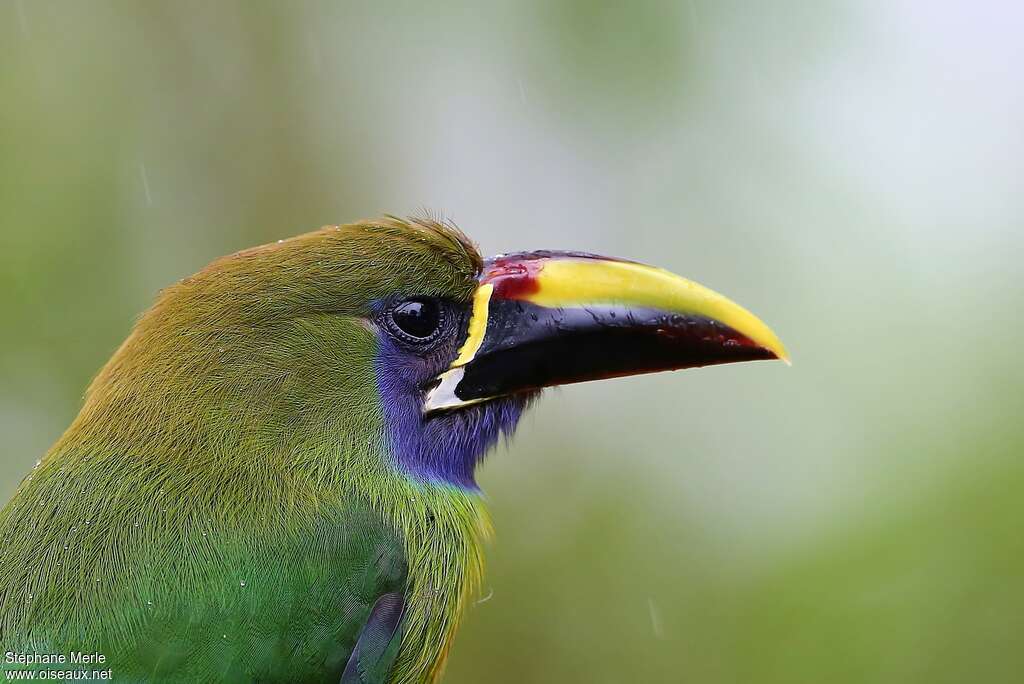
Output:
(387, 298), (443, 343)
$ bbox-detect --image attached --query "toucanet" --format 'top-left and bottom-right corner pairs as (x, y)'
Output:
(0, 217), (788, 682)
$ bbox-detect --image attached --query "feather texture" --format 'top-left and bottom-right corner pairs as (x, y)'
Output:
(0, 218), (512, 682)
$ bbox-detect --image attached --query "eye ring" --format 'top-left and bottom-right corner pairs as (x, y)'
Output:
(383, 297), (446, 345)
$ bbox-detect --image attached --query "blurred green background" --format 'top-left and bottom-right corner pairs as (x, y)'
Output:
(2, 2), (1023, 682)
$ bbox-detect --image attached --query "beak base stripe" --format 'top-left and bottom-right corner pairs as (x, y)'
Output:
(451, 282), (493, 367)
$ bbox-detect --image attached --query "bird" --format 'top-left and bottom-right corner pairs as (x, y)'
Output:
(0, 217), (788, 683)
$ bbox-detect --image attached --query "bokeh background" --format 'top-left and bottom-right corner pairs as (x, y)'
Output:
(3, 2), (1023, 682)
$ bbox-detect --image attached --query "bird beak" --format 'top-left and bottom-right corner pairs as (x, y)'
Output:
(423, 251), (789, 414)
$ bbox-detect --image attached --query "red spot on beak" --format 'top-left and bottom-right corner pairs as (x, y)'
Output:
(481, 256), (543, 300)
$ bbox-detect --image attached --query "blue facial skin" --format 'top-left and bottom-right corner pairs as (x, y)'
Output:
(372, 302), (534, 490)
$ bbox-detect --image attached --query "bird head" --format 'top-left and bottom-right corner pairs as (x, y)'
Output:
(75, 217), (786, 491)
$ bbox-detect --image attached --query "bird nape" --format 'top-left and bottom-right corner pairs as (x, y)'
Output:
(0, 217), (788, 683)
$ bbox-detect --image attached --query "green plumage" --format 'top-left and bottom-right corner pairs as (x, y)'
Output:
(0, 218), (490, 683)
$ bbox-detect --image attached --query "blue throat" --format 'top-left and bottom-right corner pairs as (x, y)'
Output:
(374, 337), (530, 489)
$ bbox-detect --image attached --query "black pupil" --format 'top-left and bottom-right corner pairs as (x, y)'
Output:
(392, 299), (440, 339)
